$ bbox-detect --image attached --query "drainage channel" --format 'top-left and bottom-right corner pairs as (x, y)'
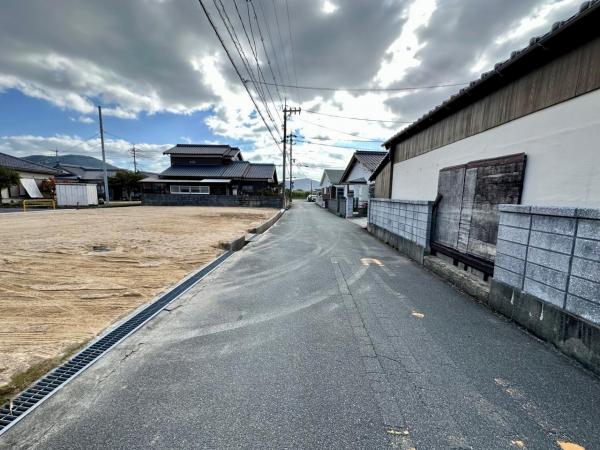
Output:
(0, 250), (233, 436)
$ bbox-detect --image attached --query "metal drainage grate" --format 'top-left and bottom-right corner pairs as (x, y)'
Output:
(0, 250), (232, 435)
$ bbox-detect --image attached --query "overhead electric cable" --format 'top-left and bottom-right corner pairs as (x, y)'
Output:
(293, 117), (383, 142)
(304, 109), (413, 123)
(197, 0), (282, 152)
(246, 79), (469, 92)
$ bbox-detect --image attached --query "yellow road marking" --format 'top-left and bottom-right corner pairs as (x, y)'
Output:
(557, 441), (585, 450)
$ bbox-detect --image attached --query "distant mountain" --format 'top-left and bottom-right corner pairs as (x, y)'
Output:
(285, 178), (319, 191)
(24, 154), (122, 170)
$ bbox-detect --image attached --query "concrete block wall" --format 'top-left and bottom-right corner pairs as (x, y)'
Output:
(368, 199), (433, 249)
(142, 193), (282, 208)
(495, 205), (600, 325)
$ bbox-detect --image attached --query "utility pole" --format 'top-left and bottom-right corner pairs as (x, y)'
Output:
(130, 146), (138, 173)
(282, 101), (300, 208)
(97, 106), (110, 204)
(54, 148), (59, 167)
(288, 133), (296, 204)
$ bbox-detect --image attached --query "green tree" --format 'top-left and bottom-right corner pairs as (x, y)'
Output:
(0, 167), (20, 202)
(108, 171), (144, 200)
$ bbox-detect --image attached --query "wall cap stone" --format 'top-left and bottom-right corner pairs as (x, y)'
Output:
(498, 204), (600, 219)
(371, 198), (433, 205)
(498, 204), (531, 213)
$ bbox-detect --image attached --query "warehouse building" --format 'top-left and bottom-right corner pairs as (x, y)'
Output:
(369, 1), (600, 371)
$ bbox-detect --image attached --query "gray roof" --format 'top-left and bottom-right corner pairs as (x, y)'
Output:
(384, 0), (600, 148)
(56, 164), (118, 181)
(354, 151), (387, 172)
(340, 151), (387, 183)
(0, 152), (59, 175)
(164, 144), (242, 159)
(159, 161), (276, 181)
(323, 169), (345, 185)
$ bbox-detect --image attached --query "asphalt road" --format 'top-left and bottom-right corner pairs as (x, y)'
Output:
(2, 202), (599, 449)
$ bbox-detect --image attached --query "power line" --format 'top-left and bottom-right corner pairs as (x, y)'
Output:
(295, 138), (381, 151)
(220, 0), (282, 139)
(284, 0), (299, 100)
(304, 109), (413, 123)
(249, 0), (284, 108)
(198, 0), (282, 153)
(246, 79), (469, 92)
(270, 0), (293, 99)
(293, 117), (384, 142)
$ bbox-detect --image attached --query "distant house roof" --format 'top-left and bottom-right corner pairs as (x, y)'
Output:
(56, 164), (119, 181)
(163, 144), (242, 159)
(320, 169), (345, 186)
(340, 151), (387, 184)
(383, 0), (600, 149)
(158, 161), (277, 181)
(0, 152), (60, 175)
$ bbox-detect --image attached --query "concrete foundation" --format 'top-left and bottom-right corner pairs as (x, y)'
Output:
(368, 222), (427, 264)
(489, 279), (600, 374)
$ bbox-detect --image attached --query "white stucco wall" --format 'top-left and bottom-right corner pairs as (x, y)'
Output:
(345, 162), (371, 201)
(391, 88), (600, 207)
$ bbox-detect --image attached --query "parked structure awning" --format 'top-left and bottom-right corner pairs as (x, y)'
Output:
(20, 178), (43, 198)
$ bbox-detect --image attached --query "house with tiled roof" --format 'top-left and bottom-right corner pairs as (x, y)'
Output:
(140, 144), (280, 207)
(338, 151), (387, 217)
(0, 152), (59, 203)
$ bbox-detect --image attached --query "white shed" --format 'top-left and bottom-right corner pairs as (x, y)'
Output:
(56, 184), (98, 206)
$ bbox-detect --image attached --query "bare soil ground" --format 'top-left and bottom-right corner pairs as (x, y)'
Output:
(0, 206), (277, 392)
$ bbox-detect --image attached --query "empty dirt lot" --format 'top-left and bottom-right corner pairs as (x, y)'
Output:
(0, 206), (277, 396)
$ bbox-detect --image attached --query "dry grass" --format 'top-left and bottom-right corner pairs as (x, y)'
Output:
(0, 206), (277, 394)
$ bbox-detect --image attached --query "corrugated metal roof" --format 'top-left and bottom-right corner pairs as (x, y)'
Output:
(163, 144), (241, 159)
(0, 152), (59, 175)
(383, 0), (600, 149)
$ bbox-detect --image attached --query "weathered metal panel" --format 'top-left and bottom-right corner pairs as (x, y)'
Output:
(433, 166), (466, 249)
(433, 154), (526, 263)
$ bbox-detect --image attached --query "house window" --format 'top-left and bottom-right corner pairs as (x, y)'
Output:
(170, 185), (210, 194)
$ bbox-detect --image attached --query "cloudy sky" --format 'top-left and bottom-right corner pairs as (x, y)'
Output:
(0, 0), (582, 179)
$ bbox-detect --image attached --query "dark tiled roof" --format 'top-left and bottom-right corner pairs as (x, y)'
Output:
(354, 151), (387, 172)
(384, 0), (600, 148)
(340, 151), (387, 183)
(164, 144), (241, 159)
(323, 169), (345, 185)
(368, 152), (390, 181)
(159, 161), (276, 181)
(244, 164), (277, 180)
(0, 152), (59, 175)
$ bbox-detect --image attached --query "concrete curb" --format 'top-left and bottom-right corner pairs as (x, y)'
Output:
(223, 208), (285, 251)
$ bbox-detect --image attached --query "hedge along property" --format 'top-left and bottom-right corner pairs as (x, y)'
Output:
(141, 144), (281, 208)
(369, 2), (600, 371)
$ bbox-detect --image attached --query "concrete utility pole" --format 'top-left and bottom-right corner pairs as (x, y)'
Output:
(282, 101), (300, 207)
(288, 133), (297, 204)
(130, 146), (138, 173)
(97, 106), (110, 204)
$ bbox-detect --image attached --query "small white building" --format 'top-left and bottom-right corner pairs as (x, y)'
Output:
(339, 151), (387, 216)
